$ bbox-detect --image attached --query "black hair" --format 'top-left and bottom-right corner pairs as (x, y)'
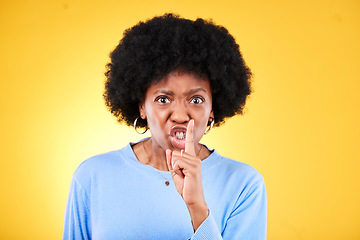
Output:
(104, 13), (252, 128)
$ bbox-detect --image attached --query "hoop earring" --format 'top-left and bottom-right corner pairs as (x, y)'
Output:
(204, 119), (214, 135)
(134, 117), (148, 134)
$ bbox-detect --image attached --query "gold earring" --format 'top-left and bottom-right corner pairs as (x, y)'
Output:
(204, 119), (214, 135)
(134, 116), (148, 134)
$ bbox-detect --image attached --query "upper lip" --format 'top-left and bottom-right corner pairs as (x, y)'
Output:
(170, 125), (187, 136)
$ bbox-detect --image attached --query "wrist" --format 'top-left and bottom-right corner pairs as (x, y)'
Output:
(187, 203), (209, 232)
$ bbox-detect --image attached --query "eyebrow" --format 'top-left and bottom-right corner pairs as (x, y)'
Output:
(153, 88), (207, 96)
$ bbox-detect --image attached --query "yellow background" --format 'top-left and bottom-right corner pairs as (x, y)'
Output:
(1, 0), (359, 239)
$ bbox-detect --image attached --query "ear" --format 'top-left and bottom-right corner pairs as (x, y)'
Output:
(139, 102), (146, 119)
(209, 109), (214, 122)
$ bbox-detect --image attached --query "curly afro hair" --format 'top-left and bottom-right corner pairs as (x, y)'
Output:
(104, 13), (252, 128)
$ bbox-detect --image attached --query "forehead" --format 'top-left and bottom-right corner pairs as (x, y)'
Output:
(147, 71), (211, 94)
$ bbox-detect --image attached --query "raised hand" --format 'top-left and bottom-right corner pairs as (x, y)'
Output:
(166, 119), (208, 231)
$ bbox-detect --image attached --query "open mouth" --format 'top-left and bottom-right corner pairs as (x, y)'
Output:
(169, 126), (187, 149)
(175, 131), (185, 140)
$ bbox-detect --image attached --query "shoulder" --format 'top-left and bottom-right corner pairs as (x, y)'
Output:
(72, 145), (132, 186)
(222, 155), (263, 180)
(210, 151), (263, 179)
(76, 149), (119, 172)
(205, 151), (265, 191)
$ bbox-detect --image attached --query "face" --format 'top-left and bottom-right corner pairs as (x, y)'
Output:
(139, 71), (213, 151)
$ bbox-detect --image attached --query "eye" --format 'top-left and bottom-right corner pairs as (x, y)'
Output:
(155, 96), (170, 104)
(190, 96), (204, 104)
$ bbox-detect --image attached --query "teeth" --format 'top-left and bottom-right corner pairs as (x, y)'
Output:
(175, 132), (185, 140)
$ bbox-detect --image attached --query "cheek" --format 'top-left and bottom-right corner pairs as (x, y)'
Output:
(194, 119), (208, 139)
(146, 108), (168, 129)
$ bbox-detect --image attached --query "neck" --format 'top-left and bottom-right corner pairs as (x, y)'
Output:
(143, 138), (169, 171)
(132, 138), (210, 172)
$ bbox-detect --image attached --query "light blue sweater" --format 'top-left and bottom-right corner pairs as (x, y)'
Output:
(63, 141), (267, 239)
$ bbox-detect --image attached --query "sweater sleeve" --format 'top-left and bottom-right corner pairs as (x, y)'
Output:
(63, 175), (91, 240)
(190, 211), (222, 240)
(191, 174), (267, 240)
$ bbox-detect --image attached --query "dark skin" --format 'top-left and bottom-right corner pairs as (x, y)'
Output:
(132, 70), (214, 231)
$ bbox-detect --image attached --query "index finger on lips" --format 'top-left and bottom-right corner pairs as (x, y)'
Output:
(185, 119), (196, 155)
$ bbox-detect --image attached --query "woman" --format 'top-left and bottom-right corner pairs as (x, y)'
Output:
(63, 13), (266, 240)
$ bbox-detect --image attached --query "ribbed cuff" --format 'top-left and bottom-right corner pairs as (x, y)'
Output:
(190, 211), (222, 240)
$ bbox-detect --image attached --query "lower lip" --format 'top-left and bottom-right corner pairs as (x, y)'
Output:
(169, 136), (186, 150)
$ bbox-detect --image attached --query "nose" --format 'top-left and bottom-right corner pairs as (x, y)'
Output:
(170, 102), (190, 124)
